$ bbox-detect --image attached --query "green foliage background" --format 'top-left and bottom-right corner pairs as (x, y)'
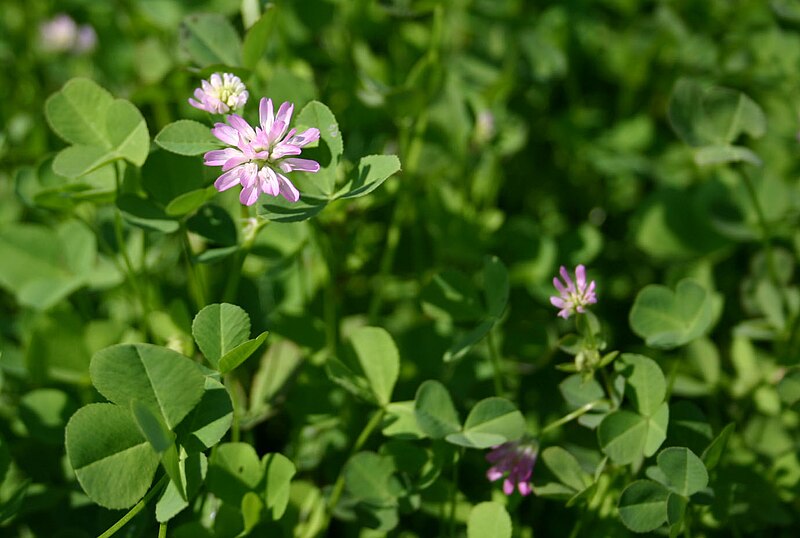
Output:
(2, 0), (800, 536)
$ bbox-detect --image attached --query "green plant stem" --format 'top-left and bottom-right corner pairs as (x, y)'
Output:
(683, 507), (693, 538)
(576, 313), (599, 352)
(158, 522), (168, 538)
(487, 328), (504, 396)
(448, 448), (462, 538)
(226, 373), (241, 443)
(574, 470), (613, 536)
(539, 399), (606, 436)
(97, 475), (169, 538)
(75, 213), (149, 324)
(740, 169), (777, 283)
(223, 206), (263, 303)
(113, 210), (145, 302)
(312, 221), (338, 358)
(180, 225), (206, 310)
(223, 248), (247, 304)
(111, 165), (150, 336)
(600, 367), (620, 406)
(327, 408), (386, 513)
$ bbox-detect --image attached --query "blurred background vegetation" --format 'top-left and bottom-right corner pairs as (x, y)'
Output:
(2, 0), (800, 536)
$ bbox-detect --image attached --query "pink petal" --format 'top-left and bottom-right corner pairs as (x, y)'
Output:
(486, 468), (503, 482)
(270, 141), (302, 160)
(288, 127), (320, 147)
(239, 163), (258, 188)
(550, 296), (566, 308)
(278, 128), (297, 147)
(502, 479), (515, 496)
(279, 158), (320, 173)
(259, 167), (280, 196)
(214, 167), (243, 191)
(267, 120), (287, 146)
(239, 183), (261, 206)
(575, 265), (586, 290)
(221, 153), (251, 172)
(586, 281), (597, 298)
(259, 98), (274, 133)
(274, 101), (294, 137)
(517, 482), (532, 496)
(211, 123), (239, 145)
(204, 148), (241, 167)
(552, 276), (567, 295)
(559, 266), (574, 290)
(227, 114), (256, 142)
(276, 173), (300, 202)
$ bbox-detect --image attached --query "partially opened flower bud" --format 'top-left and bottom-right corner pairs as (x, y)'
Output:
(189, 73), (249, 115)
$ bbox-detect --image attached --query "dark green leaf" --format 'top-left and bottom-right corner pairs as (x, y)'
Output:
(701, 423), (735, 471)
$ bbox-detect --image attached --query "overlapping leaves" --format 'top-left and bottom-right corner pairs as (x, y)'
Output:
(45, 78), (149, 178)
(63, 303), (275, 511)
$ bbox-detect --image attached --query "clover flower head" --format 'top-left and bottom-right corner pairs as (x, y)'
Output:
(550, 264), (597, 319)
(189, 73), (249, 115)
(486, 439), (538, 496)
(203, 97), (321, 206)
(39, 14), (77, 52)
(39, 14), (96, 54)
(75, 25), (97, 53)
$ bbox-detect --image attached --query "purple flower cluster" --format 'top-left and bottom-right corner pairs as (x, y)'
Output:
(550, 264), (597, 319)
(203, 98), (321, 206)
(486, 440), (538, 496)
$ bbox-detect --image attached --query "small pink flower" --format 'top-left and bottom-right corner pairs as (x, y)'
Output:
(39, 14), (96, 54)
(189, 73), (249, 115)
(550, 264), (597, 319)
(75, 25), (97, 53)
(486, 440), (538, 496)
(203, 98), (320, 206)
(39, 14), (77, 53)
